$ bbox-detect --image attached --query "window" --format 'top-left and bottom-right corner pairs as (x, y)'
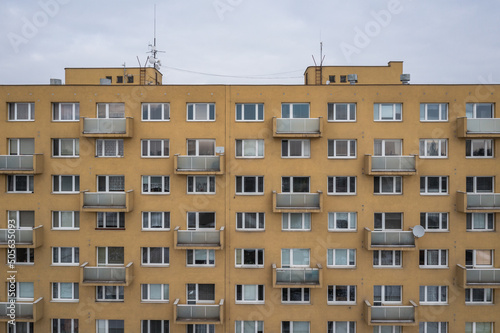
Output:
(142, 247), (169, 266)
(186, 324), (214, 333)
(141, 139), (169, 157)
(282, 176), (310, 193)
(374, 176), (402, 194)
(328, 212), (357, 231)
(236, 176), (264, 195)
(8, 102), (34, 121)
(53, 175), (80, 193)
(419, 139), (448, 158)
(187, 283), (215, 303)
(127, 75), (134, 83)
(116, 76), (123, 83)
(142, 103), (170, 121)
(420, 176), (448, 195)
(141, 284), (169, 302)
(465, 288), (493, 304)
(96, 139), (123, 157)
(467, 176), (494, 193)
(96, 286), (124, 301)
(97, 212), (125, 229)
(236, 285), (264, 303)
(328, 321), (356, 333)
(12, 248), (34, 264)
(187, 139), (215, 156)
(7, 175), (34, 193)
(373, 327), (401, 333)
(465, 322), (493, 333)
(374, 285), (402, 304)
(466, 139), (493, 158)
(328, 285), (356, 304)
(9, 282), (34, 301)
(236, 103), (264, 121)
(282, 140), (310, 158)
(282, 213), (311, 231)
(187, 103), (215, 121)
(142, 175), (170, 193)
(466, 250), (493, 267)
(52, 103), (79, 122)
(141, 320), (169, 333)
(187, 249), (215, 266)
(374, 213), (402, 230)
(466, 103), (494, 118)
(467, 213), (494, 231)
(235, 321), (264, 333)
(327, 103), (356, 121)
(281, 103), (309, 118)
(281, 248), (310, 267)
(8, 138), (34, 155)
(373, 103), (402, 121)
(236, 139), (264, 158)
(97, 247), (124, 265)
(97, 103), (125, 118)
(235, 249), (264, 268)
(282, 288), (310, 303)
(327, 176), (356, 195)
(419, 250), (448, 268)
(187, 212), (216, 229)
(419, 286), (448, 304)
(52, 319), (79, 333)
(7, 210), (34, 228)
(373, 250), (401, 267)
(420, 103), (448, 121)
(328, 139), (356, 158)
(328, 249), (356, 268)
(187, 176), (215, 194)
(52, 282), (79, 302)
(142, 212), (170, 230)
(52, 211), (80, 230)
(419, 322), (448, 333)
(340, 75), (347, 83)
(420, 213), (448, 231)
(374, 139), (402, 156)
(96, 320), (124, 333)
(236, 212), (265, 231)
(281, 321), (310, 333)
(329, 75), (336, 83)
(52, 247), (79, 265)
(8, 323), (34, 333)
(97, 175), (124, 192)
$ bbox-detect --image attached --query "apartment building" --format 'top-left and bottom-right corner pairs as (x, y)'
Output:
(0, 61), (499, 333)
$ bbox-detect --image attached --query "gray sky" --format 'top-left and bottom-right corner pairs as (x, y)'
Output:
(1, 0), (499, 85)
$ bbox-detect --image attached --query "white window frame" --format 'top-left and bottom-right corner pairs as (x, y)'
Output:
(187, 103), (215, 121)
(327, 321), (356, 333)
(327, 176), (356, 195)
(186, 249), (215, 267)
(142, 175), (170, 194)
(373, 326), (401, 333)
(8, 102), (35, 121)
(281, 139), (311, 158)
(52, 139), (79, 157)
(466, 139), (493, 158)
(187, 212), (216, 230)
(465, 322), (494, 333)
(141, 247), (170, 266)
(281, 288), (310, 304)
(10, 282), (34, 301)
(7, 175), (34, 193)
(236, 103), (264, 122)
(52, 102), (80, 122)
(281, 321), (310, 333)
(235, 176), (264, 195)
(466, 103), (494, 119)
(373, 250), (402, 268)
(374, 176), (402, 194)
(96, 139), (123, 157)
(8, 210), (34, 229)
(419, 139), (448, 158)
(52, 282), (79, 302)
(327, 249), (356, 268)
(97, 246), (124, 266)
(141, 283), (169, 302)
(236, 212), (265, 231)
(141, 103), (170, 121)
(235, 321), (264, 333)
(419, 285), (448, 305)
(141, 320), (169, 333)
(187, 139), (216, 156)
(96, 286), (124, 302)
(327, 103), (356, 122)
(281, 103), (310, 118)
(374, 139), (402, 156)
(327, 139), (356, 158)
(96, 103), (125, 118)
(12, 248), (34, 265)
(419, 249), (448, 268)
(419, 322), (448, 333)
(467, 176), (494, 193)
(97, 212), (125, 229)
(8, 138), (34, 155)
(142, 212), (170, 231)
(467, 213), (495, 232)
(236, 139), (264, 158)
(327, 285), (356, 305)
(373, 103), (402, 121)
(466, 249), (494, 268)
(420, 103), (448, 122)
(186, 324), (214, 333)
(374, 285), (402, 304)
(420, 176), (448, 195)
(52, 247), (79, 266)
(52, 319), (79, 333)
(281, 248), (310, 268)
(187, 175), (216, 194)
(235, 249), (264, 268)
(187, 283), (215, 304)
(420, 213), (448, 232)
(328, 212), (357, 232)
(282, 213), (311, 231)
(281, 176), (310, 193)
(465, 288), (493, 304)
(52, 175), (80, 193)
(141, 139), (169, 158)
(52, 211), (80, 230)
(374, 212), (403, 230)
(97, 175), (124, 192)
(235, 284), (265, 304)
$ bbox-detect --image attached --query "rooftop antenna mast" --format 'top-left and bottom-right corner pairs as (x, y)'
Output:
(145, 4), (165, 84)
(311, 40), (325, 85)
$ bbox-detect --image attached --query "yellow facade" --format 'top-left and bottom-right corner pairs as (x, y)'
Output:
(0, 62), (499, 333)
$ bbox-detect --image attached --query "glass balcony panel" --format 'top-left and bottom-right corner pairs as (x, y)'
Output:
(466, 269), (500, 284)
(275, 268), (319, 284)
(176, 304), (220, 320)
(467, 119), (500, 133)
(83, 266), (126, 282)
(0, 229), (33, 244)
(177, 156), (220, 171)
(371, 231), (414, 246)
(371, 306), (414, 321)
(276, 193), (320, 208)
(177, 230), (220, 245)
(371, 156), (415, 171)
(83, 118), (126, 134)
(0, 156), (34, 170)
(467, 194), (500, 209)
(276, 118), (320, 133)
(0, 302), (35, 319)
(83, 192), (126, 207)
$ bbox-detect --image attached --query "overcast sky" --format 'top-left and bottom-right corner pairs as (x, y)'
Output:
(1, 0), (499, 85)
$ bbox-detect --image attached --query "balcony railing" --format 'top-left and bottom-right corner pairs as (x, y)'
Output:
(80, 262), (133, 286)
(272, 263), (323, 288)
(456, 264), (500, 289)
(273, 117), (323, 137)
(174, 155), (224, 175)
(0, 154), (43, 174)
(273, 191), (323, 213)
(364, 228), (416, 251)
(0, 226), (43, 248)
(365, 155), (417, 175)
(456, 191), (500, 212)
(174, 299), (224, 324)
(457, 117), (500, 137)
(81, 190), (134, 212)
(174, 227), (224, 250)
(81, 117), (133, 137)
(0, 297), (43, 322)
(364, 300), (417, 326)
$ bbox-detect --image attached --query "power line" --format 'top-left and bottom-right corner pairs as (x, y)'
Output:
(164, 66), (303, 80)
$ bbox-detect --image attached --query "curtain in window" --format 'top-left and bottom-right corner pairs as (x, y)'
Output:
(476, 250), (492, 265)
(109, 176), (125, 191)
(244, 140), (257, 156)
(245, 213), (257, 228)
(292, 249), (310, 266)
(104, 140), (117, 156)
(18, 282), (34, 299)
(108, 104), (125, 118)
(289, 141), (302, 156)
(385, 286), (401, 302)
(244, 285), (257, 301)
(336, 141), (348, 156)
(292, 321), (310, 333)
(335, 249), (347, 265)
(60, 103), (74, 120)
(151, 213), (162, 228)
(374, 141), (382, 156)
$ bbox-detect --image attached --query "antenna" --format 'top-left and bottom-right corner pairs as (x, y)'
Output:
(311, 40), (325, 85)
(147, 4), (165, 71)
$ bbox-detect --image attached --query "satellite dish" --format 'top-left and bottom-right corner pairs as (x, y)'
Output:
(412, 225), (425, 238)
(326, 80), (330, 85)
(149, 57), (156, 64)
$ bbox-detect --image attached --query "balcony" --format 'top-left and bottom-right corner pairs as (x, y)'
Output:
(0, 154), (43, 174)
(364, 228), (416, 251)
(456, 191), (500, 213)
(273, 191), (323, 213)
(0, 226), (43, 248)
(272, 263), (323, 288)
(456, 264), (500, 289)
(457, 117), (500, 138)
(80, 262), (134, 286)
(364, 300), (418, 326)
(173, 299), (224, 324)
(273, 117), (323, 137)
(0, 297), (43, 322)
(364, 155), (417, 176)
(174, 154), (224, 175)
(81, 190), (134, 212)
(81, 117), (133, 137)
(174, 227), (224, 250)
